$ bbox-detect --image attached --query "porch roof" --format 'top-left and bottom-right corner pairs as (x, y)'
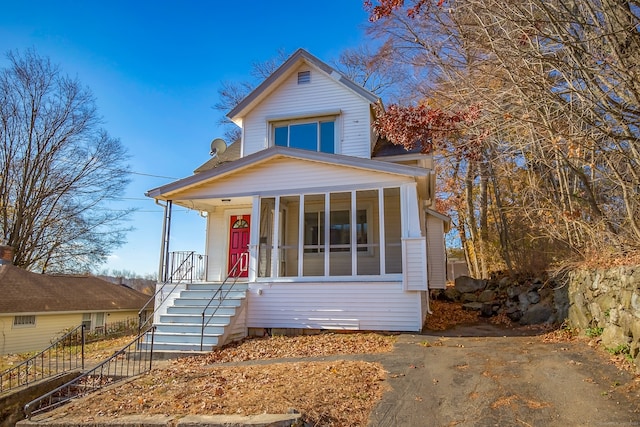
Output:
(146, 146), (430, 200)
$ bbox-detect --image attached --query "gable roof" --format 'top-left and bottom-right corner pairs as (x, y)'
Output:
(0, 264), (150, 314)
(146, 145), (430, 200)
(227, 48), (380, 123)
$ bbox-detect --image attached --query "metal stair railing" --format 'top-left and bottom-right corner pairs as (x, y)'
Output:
(170, 251), (208, 283)
(0, 325), (85, 394)
(138, 251), (200, 334)
(200, 255), (246, 351)
(24, 326), (156, 420)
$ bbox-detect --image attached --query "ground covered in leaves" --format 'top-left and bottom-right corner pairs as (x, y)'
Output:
(25, 302), (638, 426)
(57, 333), (396, 427)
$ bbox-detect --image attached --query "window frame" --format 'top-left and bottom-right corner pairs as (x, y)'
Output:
(271, 115), (337, 154)
(13, 315), (36, 328)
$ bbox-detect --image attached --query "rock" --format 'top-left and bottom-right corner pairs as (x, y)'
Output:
(481, 303), (494, 317)
(498, 276), (511, 289)
(455, 276), (487, 293)
(518, 292), (530, 312)
(444, 287), (461, 302)
(527, 291), (541, 304)
(600, 325), (628, 349)
(478, 290), (496, 303)
(507, 285), (522, 299)
(520, 303), (554, 325)
(461, 293), (478, 303)
(507, 310), (523, 321)
(462, 302), (484, 311)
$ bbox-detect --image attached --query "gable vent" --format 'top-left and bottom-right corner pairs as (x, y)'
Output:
(297, 71), (311, 84)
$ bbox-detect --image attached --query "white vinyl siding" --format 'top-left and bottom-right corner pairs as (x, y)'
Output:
(426, 214), (447, 289)
(175, 157), (414, 200)
(241, 64), (372, 158)
(403, 237), (428, 291)
(246, 282), (423, 331)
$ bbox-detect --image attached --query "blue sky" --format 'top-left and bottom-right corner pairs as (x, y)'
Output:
(0, 1), (373, 277)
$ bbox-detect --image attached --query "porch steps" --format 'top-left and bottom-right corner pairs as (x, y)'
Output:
(141, 282), (248, 352)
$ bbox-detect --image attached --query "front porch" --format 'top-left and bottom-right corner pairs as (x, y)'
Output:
(146, 150), (435, 348)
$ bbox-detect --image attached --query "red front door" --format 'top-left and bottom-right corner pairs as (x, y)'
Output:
(228, 215), (250, 278)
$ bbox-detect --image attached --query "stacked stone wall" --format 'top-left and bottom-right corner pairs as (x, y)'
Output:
(567, 265), (640, 372)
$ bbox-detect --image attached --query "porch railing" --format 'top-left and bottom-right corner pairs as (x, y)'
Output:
(200, 255), (246, 350)
(1, 325), (85, 394)
(138, 251), (207, 333)
(24, 326), (156, 419)
(169, 251), (208, 283)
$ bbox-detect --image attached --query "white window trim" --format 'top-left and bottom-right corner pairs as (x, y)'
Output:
(259, 187), (400, 280)
(269, 112), (340, 153)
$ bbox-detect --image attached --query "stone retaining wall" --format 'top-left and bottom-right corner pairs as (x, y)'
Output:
(567, 265), (640, 372)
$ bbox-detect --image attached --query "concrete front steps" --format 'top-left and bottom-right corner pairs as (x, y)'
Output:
(141, 282), (248, 352)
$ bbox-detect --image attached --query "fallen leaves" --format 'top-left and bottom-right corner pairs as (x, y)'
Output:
(424, 300), (480, 330)
(58, 333), (395, 427)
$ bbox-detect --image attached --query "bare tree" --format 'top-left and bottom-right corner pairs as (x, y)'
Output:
(367, 0), (640, 270)
(0, 49), (132, 273)
(213, 50), (291, 143)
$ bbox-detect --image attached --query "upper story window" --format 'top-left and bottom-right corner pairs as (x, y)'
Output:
(273, 118), (335, 154)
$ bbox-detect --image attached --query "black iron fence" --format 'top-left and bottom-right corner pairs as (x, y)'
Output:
(24, 326), (156, 419)
(0, 325), (85, 394)
(85, 317), (139, 343)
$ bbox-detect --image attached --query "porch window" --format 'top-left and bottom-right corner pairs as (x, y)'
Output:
(257, 187), (403, 279)
(384, 187), (403, 274)
(273, 119), (335, 153)
(303, 209), (368, 253)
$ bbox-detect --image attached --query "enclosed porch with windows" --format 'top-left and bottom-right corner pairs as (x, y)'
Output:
(145, 148), (433, 348)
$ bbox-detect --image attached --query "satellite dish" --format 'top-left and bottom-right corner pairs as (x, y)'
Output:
(209, 138), (227, 157)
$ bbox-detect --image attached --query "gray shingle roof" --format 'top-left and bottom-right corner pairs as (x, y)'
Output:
(0, 264), (150, 314)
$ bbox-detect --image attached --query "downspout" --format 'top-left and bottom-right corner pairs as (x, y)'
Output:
(156, 199), (172, 282)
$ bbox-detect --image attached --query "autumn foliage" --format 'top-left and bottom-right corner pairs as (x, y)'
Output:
(365, 0), (640, 273)
(373, 103), (481, 154)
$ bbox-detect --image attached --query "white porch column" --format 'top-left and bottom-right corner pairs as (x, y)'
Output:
(270, 196), (281, 277)
(248, 196), (260, 282)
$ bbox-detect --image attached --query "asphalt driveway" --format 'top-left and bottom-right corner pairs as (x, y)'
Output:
(368, 324), (640, 427)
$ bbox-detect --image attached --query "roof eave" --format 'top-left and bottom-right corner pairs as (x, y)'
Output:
(146, 146), (431, 199)
(227, 49), (380, 122)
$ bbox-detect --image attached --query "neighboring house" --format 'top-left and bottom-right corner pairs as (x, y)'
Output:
(0, 255), (150, 355)
(144, 49), (450, 351)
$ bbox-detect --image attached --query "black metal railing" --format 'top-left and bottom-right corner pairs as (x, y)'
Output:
(1, 325), (85, 394)
(138, 251), (206, 333)
(200, 255), (246, 350)
(24, 326), (156, 419)
(169, 251), (208, 283)
(85, 317), (139, 343)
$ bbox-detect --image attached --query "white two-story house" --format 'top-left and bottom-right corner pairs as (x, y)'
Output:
(144, 49), (449, 351)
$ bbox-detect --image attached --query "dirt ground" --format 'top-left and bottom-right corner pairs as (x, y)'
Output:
(23, 302), (640, 427)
